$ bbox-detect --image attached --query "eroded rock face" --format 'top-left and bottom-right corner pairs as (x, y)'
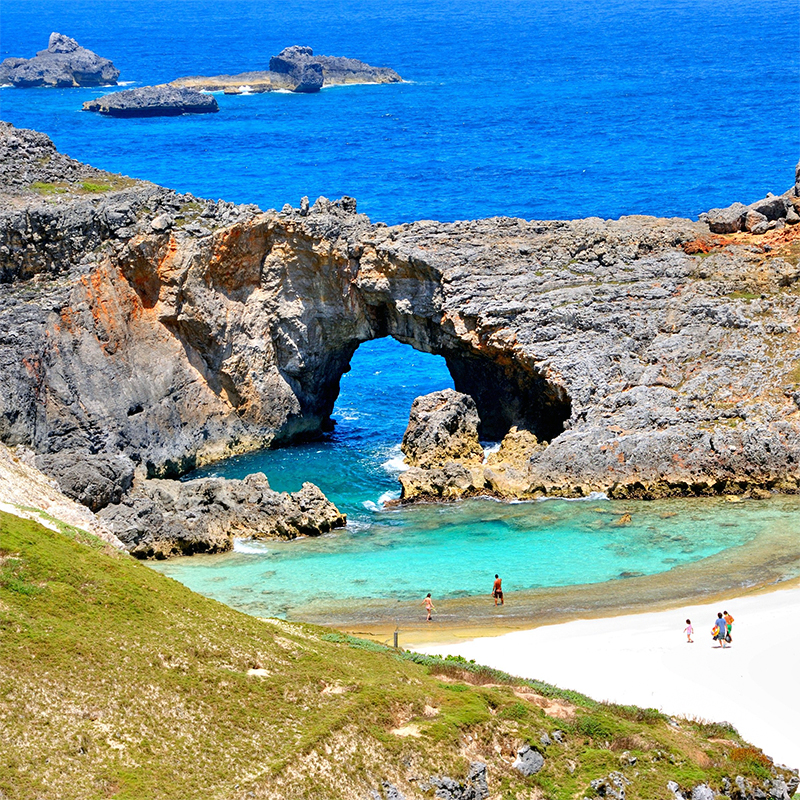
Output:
(83, 86), (219, 117)
(398, 394), (546, 502)
(3, 121), (800, 512)
(402, 390), (482, 468)
(98, 473), (346, 559)
(0, 33), (120, 88)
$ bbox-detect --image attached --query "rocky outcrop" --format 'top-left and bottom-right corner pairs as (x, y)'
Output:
(402, 390), (483, 468)
(0, 33), (119, 88)
(171, 45), (401, 94)
(35, 453), (134, 512)
(3, 121), (800, 512)
(667, 774), (799, 800)
(98, 473), (345, 559)
(398, 392), (546, 501)
(83, 86), (219, 117)
(703, 174), (800, 235)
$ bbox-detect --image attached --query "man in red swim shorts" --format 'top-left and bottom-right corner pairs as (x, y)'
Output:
(492, 574), (504, 606)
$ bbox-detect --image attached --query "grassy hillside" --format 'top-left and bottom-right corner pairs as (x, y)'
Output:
(0, 510), (792, 800)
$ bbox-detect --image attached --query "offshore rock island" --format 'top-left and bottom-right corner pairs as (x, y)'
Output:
(2, 121), (800, 556)
(170, 45), (403, 94)
(0, 32), (119, 88)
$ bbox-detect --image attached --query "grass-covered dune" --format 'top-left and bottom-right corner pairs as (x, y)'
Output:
(0, 510), (793, 800)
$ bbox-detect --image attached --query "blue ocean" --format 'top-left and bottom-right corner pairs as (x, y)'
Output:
(3, 0), (799, 621)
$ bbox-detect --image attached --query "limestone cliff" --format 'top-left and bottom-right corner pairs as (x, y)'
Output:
(3, 121), (800, 518)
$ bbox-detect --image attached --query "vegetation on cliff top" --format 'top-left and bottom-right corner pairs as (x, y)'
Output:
(0, 510), (792, 800)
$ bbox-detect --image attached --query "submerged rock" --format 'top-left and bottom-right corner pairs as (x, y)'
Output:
(83, 86), (219, 117)
(0, 32), (119, 88)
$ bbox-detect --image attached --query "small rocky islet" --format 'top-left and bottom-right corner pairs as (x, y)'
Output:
(0, 32), (120, 88)
(1, 119), (800, 560)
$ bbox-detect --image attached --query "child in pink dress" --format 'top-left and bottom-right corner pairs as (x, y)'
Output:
(684, 619), (693, 643)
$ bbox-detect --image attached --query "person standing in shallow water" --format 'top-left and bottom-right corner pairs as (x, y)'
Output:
(492, 574), (504, 606)
(422, 593), (435, 621)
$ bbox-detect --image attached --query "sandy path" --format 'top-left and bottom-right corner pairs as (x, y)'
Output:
(419, 584), (800, 770)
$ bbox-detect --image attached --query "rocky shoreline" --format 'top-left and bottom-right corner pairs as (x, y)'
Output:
(2, 120), (800, 556)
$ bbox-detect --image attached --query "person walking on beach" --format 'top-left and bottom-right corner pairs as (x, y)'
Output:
(492, 574), (504, 606)
(713, 612), (729, 648)
(422, 592), (435, 622)
(723, 610), (734, 641)
(684, 619), (693, 643)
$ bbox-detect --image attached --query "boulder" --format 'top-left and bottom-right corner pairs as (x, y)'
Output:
(98, 473), (346, 558)
(0, 32), (119, 88)
(401, 390), (483, 469)
(749, 194), (789, 221)
(588, 771), (629, 799)
(83, 86), (219, 117)
(294, 63), (324, 93)
(428, 763), (489, 800)
(706, 202), (749, 233)
(35, 453), (135, 512)
(512, 744), (545, 776)
(743, 209), (768, 233)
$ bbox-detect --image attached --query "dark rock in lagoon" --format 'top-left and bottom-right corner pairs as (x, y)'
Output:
(0, 32), (120, 88)
(5, 121), (800, 561)
(83, 86), (219, 117)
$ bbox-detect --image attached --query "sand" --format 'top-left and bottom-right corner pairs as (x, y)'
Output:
(418, 583), (800, 771)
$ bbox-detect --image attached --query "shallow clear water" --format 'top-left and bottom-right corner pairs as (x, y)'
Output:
(151, 496), (770, 620)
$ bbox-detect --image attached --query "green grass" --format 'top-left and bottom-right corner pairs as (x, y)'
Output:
(80, 180), (112, 193)
(30, 180), (67, 195)
(0, 511), (793, 800)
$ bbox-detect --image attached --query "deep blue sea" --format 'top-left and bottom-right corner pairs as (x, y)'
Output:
(3, 0), (800, 619)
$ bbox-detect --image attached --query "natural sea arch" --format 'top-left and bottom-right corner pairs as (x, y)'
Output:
(281, 328), (573, 447)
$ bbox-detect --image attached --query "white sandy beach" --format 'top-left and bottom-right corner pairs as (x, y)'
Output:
(419, 584), (800, 771)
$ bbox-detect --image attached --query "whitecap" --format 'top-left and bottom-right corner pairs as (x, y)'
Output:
(381, 443), (409, 473)
(538, 491), (609, 503)
(481, 442), (501, 463)
(233, 538), (271, 554)
(378, 490), (400, 505)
